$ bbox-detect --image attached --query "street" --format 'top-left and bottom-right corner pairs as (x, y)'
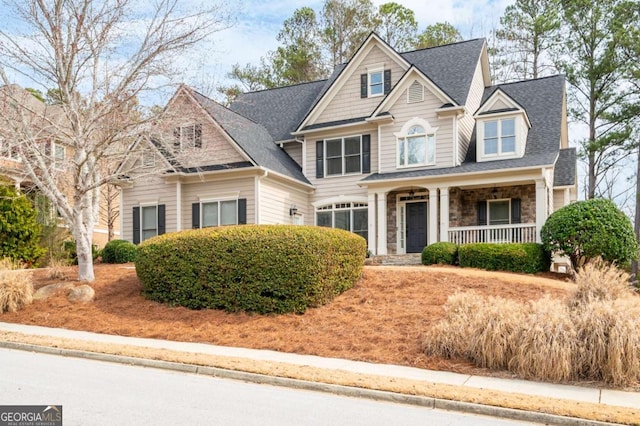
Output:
(1, 348), (538, 425)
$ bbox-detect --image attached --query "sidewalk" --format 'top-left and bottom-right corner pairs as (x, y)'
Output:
(1, 322), (639, 425)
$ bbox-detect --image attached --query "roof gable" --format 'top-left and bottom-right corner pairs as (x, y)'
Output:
(371, 66), (457, 117)
(474, 88), (531, 128)
(296, 33), (410, 131)
(188, 89), (310, 185)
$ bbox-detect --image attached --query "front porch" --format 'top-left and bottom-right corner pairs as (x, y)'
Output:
(365, 178), (551, 255)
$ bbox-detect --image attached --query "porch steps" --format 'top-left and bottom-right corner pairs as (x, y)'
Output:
(367, 253), (422, 266)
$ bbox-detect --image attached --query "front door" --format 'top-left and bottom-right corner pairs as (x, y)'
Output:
(406, 202), (427, 253)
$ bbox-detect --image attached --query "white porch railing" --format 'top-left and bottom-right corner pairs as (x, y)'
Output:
(448, 223), (537, 244)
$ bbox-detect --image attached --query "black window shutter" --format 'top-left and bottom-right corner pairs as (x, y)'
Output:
(362, 134), (371, 173)
(384, 70), (392, 94)
(173, 128), (181, 150)
(157, 204), (166, 235)
(477, 201), (487, 226)
(511, 198), (521, 224)
(360, 74), (367, 98)
(192, 203), (200, 229)
(238, 198), (247, 224)
(316, 140), (324, 178)
(132, 207), (140, 244)
(194, 124), (202, 148)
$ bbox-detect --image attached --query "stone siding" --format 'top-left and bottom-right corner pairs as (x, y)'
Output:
(449, 184), (536, 227)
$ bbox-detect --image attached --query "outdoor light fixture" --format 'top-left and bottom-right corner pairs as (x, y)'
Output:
(289, 205), (298, 216)
(408, 189), (415, 198)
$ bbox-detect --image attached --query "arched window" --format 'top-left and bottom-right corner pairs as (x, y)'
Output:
(397, 120), (436, 167)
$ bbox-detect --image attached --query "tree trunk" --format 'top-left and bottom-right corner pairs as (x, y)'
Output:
(72, 203), (95, 282)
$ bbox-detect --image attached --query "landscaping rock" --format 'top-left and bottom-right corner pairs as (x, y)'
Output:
(33, 283), (76, 301)
(67, 285), (95, 303)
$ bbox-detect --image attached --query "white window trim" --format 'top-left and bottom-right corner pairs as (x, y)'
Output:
(324, 134), (363, 178)
(175, 123), (202, 150)
(477, 116), (520, 162)
(0, 139), (21, 162)
(395, 118), (438, 169)
(139, 203), (159, 243)
(314, 201), (368, 237)
(487, 198), (511, 225)
(367, 65), (384, 98)
(199, 197), (239, 228)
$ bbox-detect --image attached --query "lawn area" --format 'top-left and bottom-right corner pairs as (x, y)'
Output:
(1, 263), (571, 376)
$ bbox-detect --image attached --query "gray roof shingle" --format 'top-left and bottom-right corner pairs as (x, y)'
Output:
(400, 39), (485, 106)
(229, 39), (485, 141)
(363, 75), (567, 182)
(230, 80), (326, 142)
(553, 148), (576, 186)
(189, 89), (310, 185)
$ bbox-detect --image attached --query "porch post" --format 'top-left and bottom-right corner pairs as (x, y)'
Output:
(428, 187), (438, 245)
(367, 192), (377, 254)
(377, 191), (388, 255)
(439, 187), (449, 242)
(535, 179), (548, 243)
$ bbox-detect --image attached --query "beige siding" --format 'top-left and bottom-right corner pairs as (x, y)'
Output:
(458, 59), (486, 163)
(259, 178), (309, 225)
(304, 126), (376, 223)
(180, 177), (256, 230)
(379, 84), (454, 173)
(315, 45), (405, 124)
(121, 175), (177, 242)
(282, 141), (302, 166)
(160, 90), (246, 168)
(553, 189), (566, 212)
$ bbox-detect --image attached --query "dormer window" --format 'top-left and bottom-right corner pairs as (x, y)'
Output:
(483, 118), (515, 156)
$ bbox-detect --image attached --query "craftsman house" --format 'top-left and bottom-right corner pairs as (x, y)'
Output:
(119, 33), (577, 255)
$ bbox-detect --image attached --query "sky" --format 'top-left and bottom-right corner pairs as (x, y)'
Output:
(188, 0), (515, 99)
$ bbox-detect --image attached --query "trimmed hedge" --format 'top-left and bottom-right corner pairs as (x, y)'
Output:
(102, 239), (137, 263)
(422, 242), (458, 265)
(135, 225), (367, 314)
(458, 243), (550, 274)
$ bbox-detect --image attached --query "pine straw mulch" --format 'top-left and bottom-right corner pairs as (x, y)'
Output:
(1, 263), (572, 377)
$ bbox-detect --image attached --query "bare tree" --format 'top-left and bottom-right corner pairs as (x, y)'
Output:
(0, 0), (230, 281)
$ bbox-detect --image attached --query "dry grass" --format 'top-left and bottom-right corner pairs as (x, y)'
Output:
(510, 297), (577, 382)
(46, 258), (71, 280)
(570, 257), (635, 308)
(0, 258), (23, 271)
(424, 259), (640, 386)
(0, 263), (34, 313)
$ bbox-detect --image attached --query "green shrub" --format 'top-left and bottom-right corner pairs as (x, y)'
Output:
(458, 243), (550, 274)
(135, 225), (367, 314)
(422, 242), (458, 265)
(541, 199), (638, 270)
(0, 183), (45, 265)
(103, 239), (136, 263)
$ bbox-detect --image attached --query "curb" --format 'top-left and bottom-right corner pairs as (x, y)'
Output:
(0, 340), (619, 426)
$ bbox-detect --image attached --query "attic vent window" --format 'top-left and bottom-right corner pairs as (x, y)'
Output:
(407, 81), (424, 103)
(173, 124), (202, 150)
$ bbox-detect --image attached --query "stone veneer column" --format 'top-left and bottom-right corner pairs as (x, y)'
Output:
(367, 192), (377, 254)
(377, 191), (387, 255)
(439, 187), (449, 242)
(535, 179), (547, 243)
(428, 188), (438, 245)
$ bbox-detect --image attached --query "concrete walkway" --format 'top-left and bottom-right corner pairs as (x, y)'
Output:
(1, 322), (639, 424)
